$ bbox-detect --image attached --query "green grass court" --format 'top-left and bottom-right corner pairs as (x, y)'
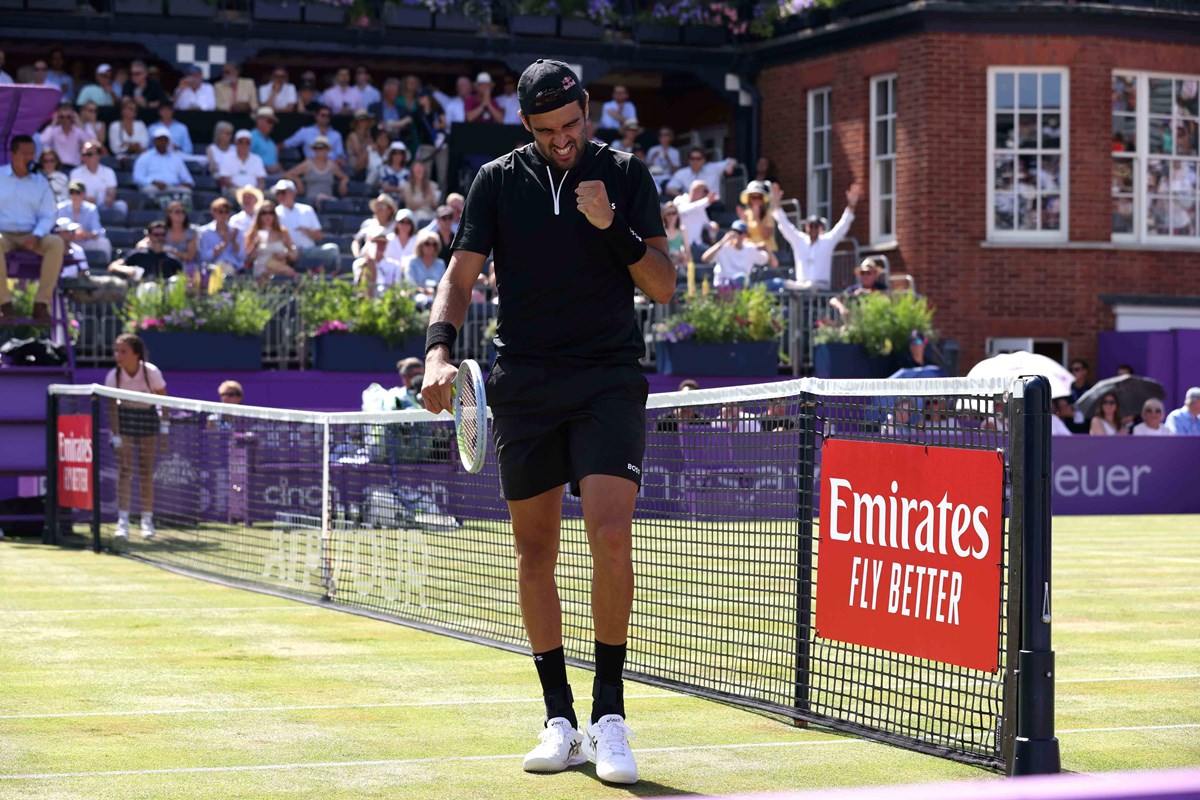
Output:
(2, 515), (1198, 799)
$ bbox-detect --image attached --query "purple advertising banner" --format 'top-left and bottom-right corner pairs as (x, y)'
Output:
(1051, 435), (1200, 515)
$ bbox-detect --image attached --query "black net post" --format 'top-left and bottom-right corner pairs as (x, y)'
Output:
(793, 391), (818, 722)
(91, 393), (102, 553)
(43, 390), (59, 545)
(1011, 376), (1061, 775)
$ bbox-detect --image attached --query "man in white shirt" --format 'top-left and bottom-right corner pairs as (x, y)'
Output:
(322, 68), (364, 115)
(600, 85), (637, 131)
(645, 127), (681, 191)
(258, 67), (298, 112)
(354, 66), (381, 110)
(174, 65), (215, 111)
(272, 179), (340, 271)
(498, 74), (521, 125)
(701, 220), (773, 289)
(69, 141), (127, 215)
(434, 76), (473, 131)
(218, 131), (267, 196)
(769, 181), (861, 290)
(672, 180), (718, 263)
(666, 148), (736, 199)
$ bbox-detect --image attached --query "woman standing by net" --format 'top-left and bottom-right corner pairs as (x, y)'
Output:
(105, 334), (168, 539)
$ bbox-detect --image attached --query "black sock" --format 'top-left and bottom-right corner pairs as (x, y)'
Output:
(592, 640), (627, 723)
(533, 647), (576, 727)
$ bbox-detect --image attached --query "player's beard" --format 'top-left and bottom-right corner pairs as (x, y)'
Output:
(538, 128), (587, 172)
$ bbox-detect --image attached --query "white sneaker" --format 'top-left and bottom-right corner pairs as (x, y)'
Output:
(114, 517), (130, 539)
(140, 516), (156, 539)
(582, 714), (638, 784)
(522, 717), (586, 773)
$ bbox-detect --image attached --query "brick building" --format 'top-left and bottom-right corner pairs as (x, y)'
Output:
(753, 2), (1200, 368)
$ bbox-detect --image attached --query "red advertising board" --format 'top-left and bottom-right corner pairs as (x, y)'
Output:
(57, 415), (93, 510)
(817, 439), (1004, 672)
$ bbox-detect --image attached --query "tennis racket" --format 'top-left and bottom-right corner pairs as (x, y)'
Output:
(452, 358), (488, 473)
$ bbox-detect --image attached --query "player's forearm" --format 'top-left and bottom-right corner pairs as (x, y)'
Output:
(628, 239), (675, 305)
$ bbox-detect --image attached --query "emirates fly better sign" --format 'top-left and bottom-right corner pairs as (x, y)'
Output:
(817, 440), (1004, 672)
(57, 415), (94, 510)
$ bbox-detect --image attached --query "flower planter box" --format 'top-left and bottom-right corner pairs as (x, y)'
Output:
(140, 332), (263, 371)
(813, 342), (896, 379)
(509, 13), (556, 36)
(383, 4), (432, 27)
(169, 0), (216, 17)
(114, 0), (163, 13)
(304, 0), (345, 23)
(311, 334), (423, 372)
(656, 340), (778, 377)
(559, 16), (603, 39)
(682, 24), (725, 46)
(253, 0), (302, 21)
(633, 21), (680, 45)
(434, 12), (478, 31)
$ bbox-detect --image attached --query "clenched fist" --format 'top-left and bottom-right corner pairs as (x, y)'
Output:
(575, 180), (614, 230)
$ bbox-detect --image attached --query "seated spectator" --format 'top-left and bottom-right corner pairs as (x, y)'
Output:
(354, 66), (381, 110)
(353, 224), (400, 295)
(646, 127), (681, 191)
(672, 180), (719, 263)
(282, 105), (346, 162)
(371, 77), (408, 141)
(108, 220), (184, 282)
(922, 397), (958, 430)
(198, 196), (245, 275)
(879, 398), (917, 437)
(77, 63), (120, 108)
(400, 159), (440, 224)
(53, 218), (88, 278)
(271, 179), (339, 272)
(436, 75), (473, 130)
(156, 105), (196, 161)
(40, 103), (87, 169)
(245, 200), (298, 278)
(830, 257), (889, 320)
(295, 80), (319, 115)
(655, 379), (705, 433)
(133, 126), (194, 203)
(601, 84), (637, 130)
(45, 47), (75, 103)
(701, 221), (772, 289)
(713, 403), (760, 433)
(217, 130), (267, 197)
(445, 193), (464, 231)
(38, 149), (70, 203)
(57, 180), (111, 261)
(229, 185), (263, 234)
(388, 208), (419, 263)
(377, 141), (410, 196)
(365, 128), (390, 187)
(109, 97), (149, 163)
(123, 60), (167, 109)
(322, 67), (364, 115)
(258, 66), (297, 113)
(666, 148), (736, 199)
(739, 180), (777, 253)
(427, 204), (455, 263)
(26, 58), (51, 88)
(412, 89), (449, 186)
(403, 230), (446, 308)
(1164, 387), (1200, 434)
(1053, 396), (1087, 434)
(163, 200), (199, 275)
(70, 141), (127, 216)
(1089, 392), (1127, 435)
(207, 121), (235, 175)
(498, 73), (521, 125)
(760, 402), (797, 432)
(173, 65), (215, 111)
(465, 72), (503, 124)
(897, 329), (931, 370)
(111, 64), (129, 98)
(661, 202), (687, 270)
(346, 109), (376, 177)
(769, 181), (860, 291)
(215, 62), (257, 113)
(1068, 358), (1094, 405)
(0, 135), (64, 323)
(352, 193), (399, 261)
(77, 102), (107, 155)
(282, 136), (349, 206)
(251, 107), (282, 175)
(610, 119), (642, 153)
(219, 380), (244, 403)
(1132, 399), (1172, 436)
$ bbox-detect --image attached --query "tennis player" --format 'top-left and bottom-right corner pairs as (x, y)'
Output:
(422, 59), (674, 785)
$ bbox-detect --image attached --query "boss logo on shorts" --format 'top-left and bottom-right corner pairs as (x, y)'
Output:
(626, 463), (641, 475)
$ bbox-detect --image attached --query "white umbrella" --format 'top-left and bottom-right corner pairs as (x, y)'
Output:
(966, 351), (1074, 399)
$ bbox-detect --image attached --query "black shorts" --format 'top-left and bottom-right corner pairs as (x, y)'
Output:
(486, 358), (648, 502)
(118, 405), (159, 438)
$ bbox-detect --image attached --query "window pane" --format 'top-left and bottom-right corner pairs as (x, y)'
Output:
(1042, 194), (1061, 230)
(1176, 120), (1198, 156)
(1112, 115), (1136, 153)
(876, 119), (889, 156)
(890, 121), (896, 154)
(995, 114), (1014, 150)
(1112, 157), (1134, 194)
(823, 134), (832, 164)
(1149, 118), (1171, 154)
(1042, 114), (1062, 149)
(1169, 198), (1196, 236)
(1018, 114), (1038, 149)
(1170, 160), (1197, 195)
(994, 155), (1015, 190)
(1177, 80), (1199, 118)
(995, 72), (1014, 109)
(1148, 159), (1169, 194)
(1019, 73), (1038, 108)
(1148, 197), (1170, 235)
(1149, 78), (1173, 115)
(1039, 155), (1061, 192)
(1019, 195), (1039, 230)
(1042, 73), (1061, 109)
(1018, 155), (1038, 192)
(994, 194), (1015, 230)
(879, 160), (893, 195)
(1112, 75), (1136, 113)
(881, 198), (894, 236)
(1112, 197), (1134, 234)
(876, 80), (888, 117)
(817, 169), (830, 206)
(814, 131), (826, 165)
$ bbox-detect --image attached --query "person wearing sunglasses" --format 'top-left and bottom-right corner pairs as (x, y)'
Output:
(1164, 387), (1200, 435)
(122, 60), (166, 110)
(215, 62), (256, 114)
(257, 66), (297, 113)
(39, 103), (88, 170)
(70, 142), (126, 216)
(173, 64), (215, 112)
(57, 180), (111, 261)
(663, 146), (737, 200)
(107, 221), (183, 282)
(1132, 399), (1172, 436)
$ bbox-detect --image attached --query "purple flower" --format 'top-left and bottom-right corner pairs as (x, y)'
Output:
(315, 320), (349, 337)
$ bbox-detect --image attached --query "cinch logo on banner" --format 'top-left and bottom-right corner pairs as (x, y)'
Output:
(817, 440), (1004, 672)
(57, 415), (93, 510)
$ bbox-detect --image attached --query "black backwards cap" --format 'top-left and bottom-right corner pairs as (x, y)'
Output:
(518, 59), (585, 118)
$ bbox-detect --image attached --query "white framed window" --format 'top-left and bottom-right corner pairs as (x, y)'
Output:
(808, 87), (832, 223)
(1112, 71), (1200, 243)
(870, 74), (897, 244)
(986, 67), (1069, 242)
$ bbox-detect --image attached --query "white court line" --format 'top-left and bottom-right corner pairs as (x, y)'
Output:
(1059, 723), (1200, 734)
(1, 606), (316, 615)
(1060, 674), (1200, 685)
(0, 739), (866, 780)
(0, 694), (674, 720)
(1056, 550), (1200, 565)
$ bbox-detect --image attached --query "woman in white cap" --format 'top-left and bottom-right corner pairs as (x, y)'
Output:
(377, 141), (410, 198)
(739, 180), (777, 254)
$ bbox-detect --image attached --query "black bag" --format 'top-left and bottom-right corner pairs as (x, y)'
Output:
(0, 337), (67, 366)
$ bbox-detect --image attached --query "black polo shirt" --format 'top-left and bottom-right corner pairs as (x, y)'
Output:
(452, 140), (665, 366)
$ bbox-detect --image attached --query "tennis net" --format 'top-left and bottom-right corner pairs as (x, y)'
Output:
(46, 375), (1056, 774)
